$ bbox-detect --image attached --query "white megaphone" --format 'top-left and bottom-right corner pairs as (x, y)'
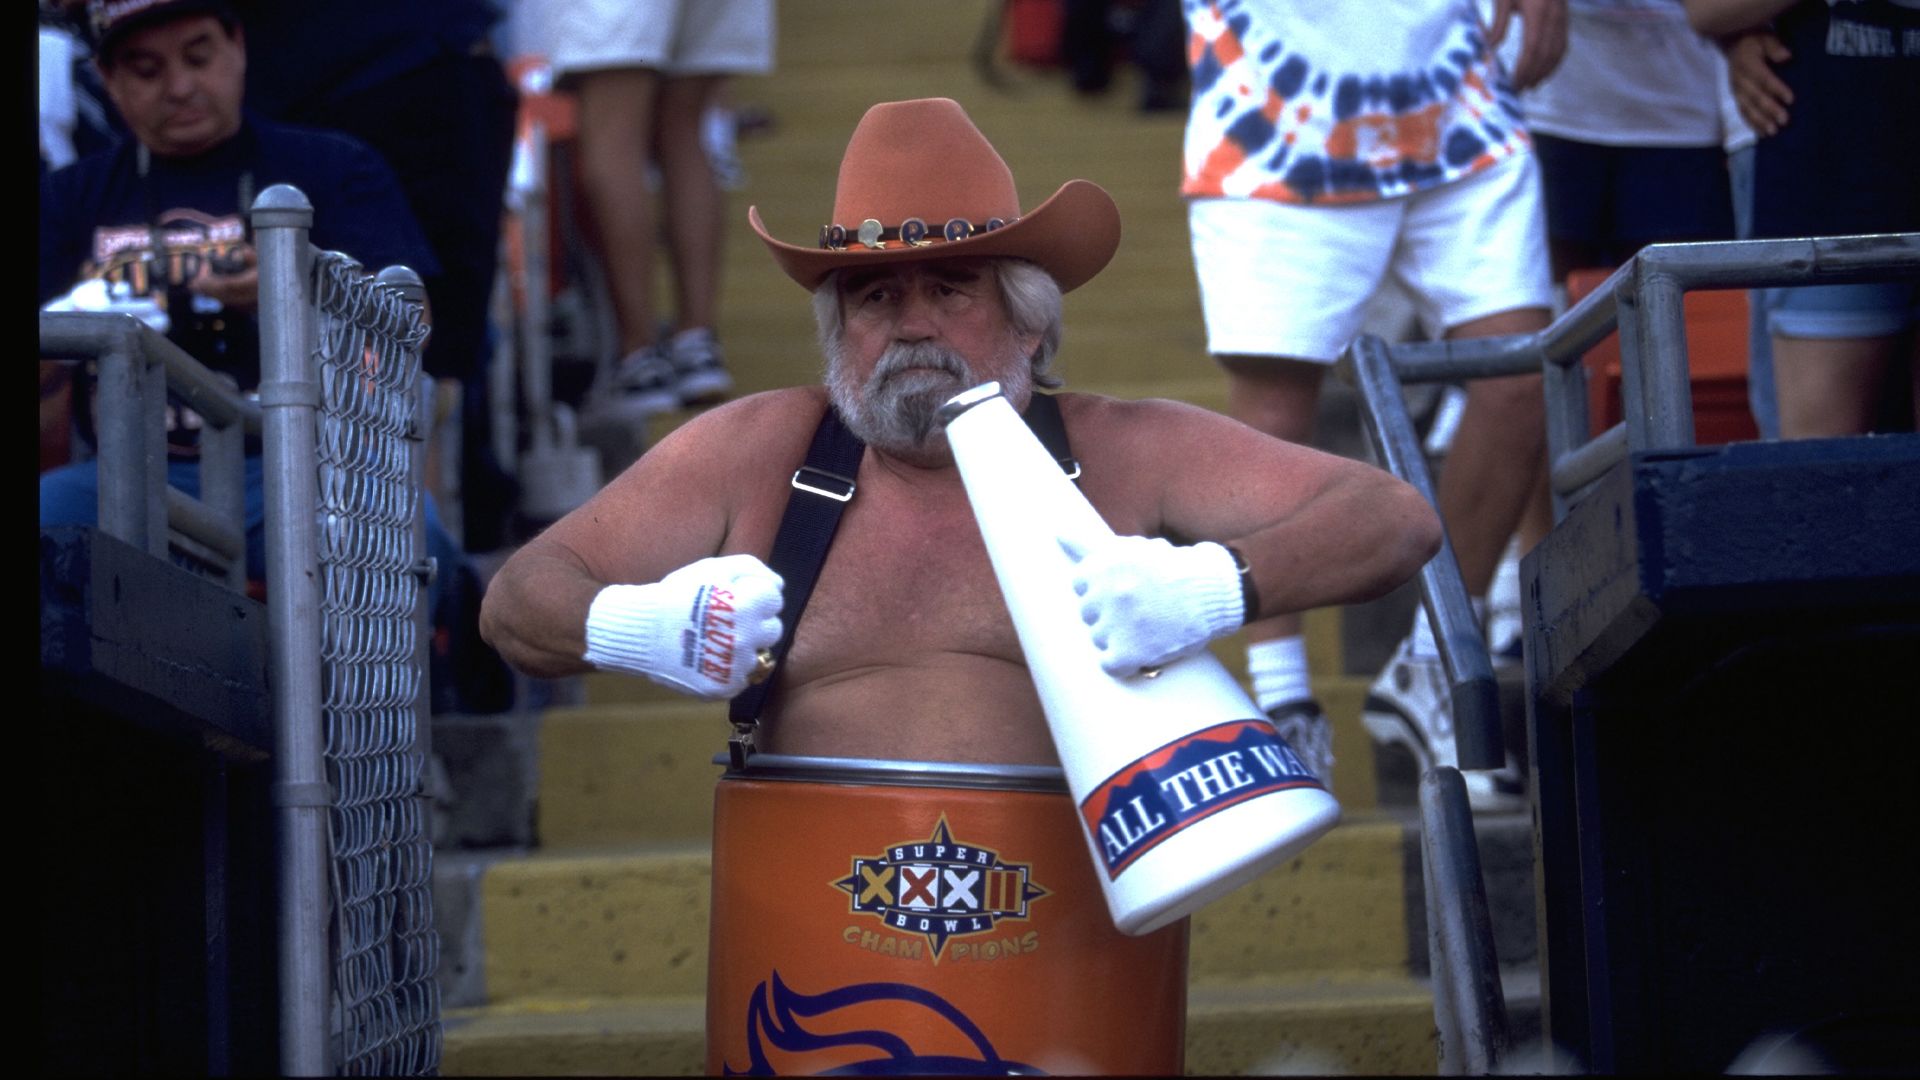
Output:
(938, 382), (1341, 936)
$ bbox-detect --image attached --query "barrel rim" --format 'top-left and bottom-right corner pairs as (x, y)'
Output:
(713, 751), (1070, 792)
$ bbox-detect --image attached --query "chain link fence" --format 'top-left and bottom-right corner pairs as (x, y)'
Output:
(309, 252), (442, 1075)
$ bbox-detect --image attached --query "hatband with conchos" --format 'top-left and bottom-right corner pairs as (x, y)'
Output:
(819, 216), (1016, 251)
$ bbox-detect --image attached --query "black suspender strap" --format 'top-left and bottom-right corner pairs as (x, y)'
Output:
(1023, 390), (1080, 481)
(726, 393), (1079, 766)
(727, 406), (865, 765)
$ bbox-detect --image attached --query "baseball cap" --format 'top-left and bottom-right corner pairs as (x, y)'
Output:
(87, 0), (237, 61)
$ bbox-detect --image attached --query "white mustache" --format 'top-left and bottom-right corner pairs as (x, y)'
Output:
(869, 342), (974, 387)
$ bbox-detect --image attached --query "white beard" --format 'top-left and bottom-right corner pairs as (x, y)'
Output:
(826, 338), (1032, 461)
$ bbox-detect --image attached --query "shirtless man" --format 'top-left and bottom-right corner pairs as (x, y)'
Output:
(479, 97), (1442, 769)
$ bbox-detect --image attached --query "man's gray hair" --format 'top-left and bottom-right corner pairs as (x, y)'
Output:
(811, 258), (1066, 388)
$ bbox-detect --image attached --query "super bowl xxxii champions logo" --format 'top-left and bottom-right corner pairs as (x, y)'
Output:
(1081, 718), (1323, 879)
(836, 817), (1047, 959)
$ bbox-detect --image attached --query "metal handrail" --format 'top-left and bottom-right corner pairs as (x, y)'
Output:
(39, 310), (263, 590)
(1350, 233), (1920, 514)
(1337, 229), (1920, 1075)
(1343, 232), (1920, 765)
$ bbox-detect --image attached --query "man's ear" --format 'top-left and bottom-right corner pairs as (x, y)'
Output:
(1016, 331), (1043, 366)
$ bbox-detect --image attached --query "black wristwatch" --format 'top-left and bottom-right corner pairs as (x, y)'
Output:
(1226, 544), (1259, 624)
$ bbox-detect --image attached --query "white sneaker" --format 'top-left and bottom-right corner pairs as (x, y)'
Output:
(1264, 699), (1333, 788)
(587, 345), (679, 423)
(1486, 536), (1524, 666)
(1464, 761), (1527, 814)
(667, 327), (733, 405)
(1364, 636), (1523, 813)
(1364, 635), (1456, 771)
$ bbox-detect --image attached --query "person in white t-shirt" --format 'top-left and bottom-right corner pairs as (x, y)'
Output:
(1520, 0), (1740, 281)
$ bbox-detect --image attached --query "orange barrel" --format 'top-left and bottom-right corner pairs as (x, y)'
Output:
(705, 753), (1189, 1075)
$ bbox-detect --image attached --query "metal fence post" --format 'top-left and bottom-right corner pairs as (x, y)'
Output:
(93, 317), (167, 557)
(253, 183), (332, 1078)
(1631, 251), (1696, 450)
(199, 371), (249, 591)
(1541, 358), (1589, 524)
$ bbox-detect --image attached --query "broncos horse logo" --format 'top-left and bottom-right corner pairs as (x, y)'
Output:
(724, 970), (1042, 1075)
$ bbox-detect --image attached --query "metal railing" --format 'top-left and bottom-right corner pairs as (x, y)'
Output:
(1338, 230), (1920, 1073)
(41, 183), (445, 1076)
(38, 311), (261, 591)
(255, 183), (441, 1077)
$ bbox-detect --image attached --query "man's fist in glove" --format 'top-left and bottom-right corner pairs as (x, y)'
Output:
(1059, 534), (1247, 677)
(582, 554), (785, 698)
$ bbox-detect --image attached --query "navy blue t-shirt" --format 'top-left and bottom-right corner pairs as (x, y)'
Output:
(238, 0), (502, 117)
(39, 114), (439, 392)
(1751, 0), (1920, 241)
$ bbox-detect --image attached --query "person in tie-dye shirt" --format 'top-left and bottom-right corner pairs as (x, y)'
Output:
(1182, 1), (1536, 203)
(1179, 0), (1565, 809)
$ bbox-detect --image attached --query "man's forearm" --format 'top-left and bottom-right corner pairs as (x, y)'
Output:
(1235, 475), (1442, 621)
(478, 548), (604, 678)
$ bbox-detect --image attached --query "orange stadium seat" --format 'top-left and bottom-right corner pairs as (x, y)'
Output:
(1568, 267), (1760, 446)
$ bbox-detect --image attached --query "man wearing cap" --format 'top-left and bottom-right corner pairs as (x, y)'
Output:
(39, 0), (460, 609)
(480, 98), (1443, 767)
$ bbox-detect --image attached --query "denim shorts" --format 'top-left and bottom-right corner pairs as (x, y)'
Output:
(1762, 281), (1920, 340)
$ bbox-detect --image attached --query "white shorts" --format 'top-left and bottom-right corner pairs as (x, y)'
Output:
(546, 0), (775, 78)
(1188, 151), (1554, 363)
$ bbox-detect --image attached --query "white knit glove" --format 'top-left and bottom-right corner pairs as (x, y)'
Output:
(582, 554), (785, 698)
(1058, 534), (1246, 677)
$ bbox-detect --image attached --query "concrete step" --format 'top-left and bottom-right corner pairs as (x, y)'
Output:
(1184, 975), (1438, 1076)
(472, 813), (1422, 1009)
(542, 608), (1379, 851)
(441, 972), (1436, 1068)
(441, 972), (1463, 1077)
(441, 997), (705, 1077)
(535, 701), (730, 849)
(537, 674), (1384, 851)
(440, 973), (1546, 1077)
(480, 846), (713, 1003)
(461, 592), (1472, 855)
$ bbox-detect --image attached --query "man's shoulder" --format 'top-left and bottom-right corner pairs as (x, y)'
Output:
(1055, 390), (1222, 431)
(1055, 390), (1261, 478)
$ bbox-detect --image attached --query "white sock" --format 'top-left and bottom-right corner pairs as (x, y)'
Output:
(1408, 597), (1487, 660)
(1249, 636), (1313, 713)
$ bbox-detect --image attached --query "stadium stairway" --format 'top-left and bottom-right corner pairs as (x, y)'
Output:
(436, 3), (1539, 1073)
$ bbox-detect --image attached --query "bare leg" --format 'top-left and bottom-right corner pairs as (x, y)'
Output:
(1436, 307), (1552, 595)
(1516, 453), (1554, 551)
(1220, 354), (1326, 644)
(1773, 334), (1897, 438)
(655, 74), (727, 334)
(574, 67), (663, 355)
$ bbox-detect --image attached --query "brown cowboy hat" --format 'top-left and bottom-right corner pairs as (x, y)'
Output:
(750, 97), (1121, 293)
